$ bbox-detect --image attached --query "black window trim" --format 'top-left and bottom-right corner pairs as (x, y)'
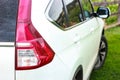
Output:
(61, 0), (70, 27)
(78, 0), (85, 21)
(79, 0), (95, 21)
(89, 0), (95, 12)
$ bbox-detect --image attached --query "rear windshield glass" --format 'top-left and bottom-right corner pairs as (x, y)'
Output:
(0, 0), (18, 42)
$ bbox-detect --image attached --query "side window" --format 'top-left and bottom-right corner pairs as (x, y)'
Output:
(49, 0), (67, 28)
(48, 0), (83, 29)
(65, 0), (83, 27)
(81, 0), (93, 20)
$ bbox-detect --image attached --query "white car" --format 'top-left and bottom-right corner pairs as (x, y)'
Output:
(0, 0), (110, 80)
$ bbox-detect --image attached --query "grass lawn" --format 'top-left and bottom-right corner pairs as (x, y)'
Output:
(90, 26), (120, 80)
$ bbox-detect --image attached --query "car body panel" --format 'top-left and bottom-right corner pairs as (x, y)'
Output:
(0, 0), (106, 80)
(16, 0), (105, 80)
(0, 43), (15, 80)
(16, 55), (71, 80)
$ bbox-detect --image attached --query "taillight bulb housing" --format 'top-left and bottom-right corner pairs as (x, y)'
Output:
(16, 24), (55, 70)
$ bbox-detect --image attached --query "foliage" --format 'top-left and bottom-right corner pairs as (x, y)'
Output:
(91, 0), (118, 25)
(90, 26), (120, 80)
(108, 4), (118, 13)
(106, 16), (117, 25)
(105, 4), (118, 25)
(92, 0), (103, 2)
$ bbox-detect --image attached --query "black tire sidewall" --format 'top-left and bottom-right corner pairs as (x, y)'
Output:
(94, 35), (108, 70)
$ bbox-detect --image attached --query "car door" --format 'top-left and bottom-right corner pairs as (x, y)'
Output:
(75, 0), (103, 78)
(0, 0), (18, 80)
(46, 0), (102, 69)
(45, 0), (104, 79)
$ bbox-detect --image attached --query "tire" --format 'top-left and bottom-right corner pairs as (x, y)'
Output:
(94, 36), (108, 70)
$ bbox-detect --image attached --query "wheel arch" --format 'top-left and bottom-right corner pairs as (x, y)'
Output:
(73, 65), (83, 80)
(102, 29), (104, 35)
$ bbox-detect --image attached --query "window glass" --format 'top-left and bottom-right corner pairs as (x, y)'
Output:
(65, 0), (83, 27)
(49, 0), (67, 28)
(81, 0), (93, 19)
(48, 0), (83, 28)
(0, 0), (18, 42)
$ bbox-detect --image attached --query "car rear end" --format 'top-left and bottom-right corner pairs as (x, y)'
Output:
(16, 0), (72, 80)
(0, 0), (18, 80)
(0, 0), (70, 80)
(0, 0), (99, 80)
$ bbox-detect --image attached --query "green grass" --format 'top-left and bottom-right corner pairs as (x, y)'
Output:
(90, 26), (120, 80)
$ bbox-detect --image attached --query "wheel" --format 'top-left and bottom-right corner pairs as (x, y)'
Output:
(94, 36), (108, 70)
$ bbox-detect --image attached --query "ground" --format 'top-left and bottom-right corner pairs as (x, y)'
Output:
(90, 26), (120, 80)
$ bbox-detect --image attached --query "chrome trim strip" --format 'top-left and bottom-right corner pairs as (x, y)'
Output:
(0, 42), (14, 47)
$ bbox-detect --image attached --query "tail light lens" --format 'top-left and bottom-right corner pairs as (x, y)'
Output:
(16, 0), (54, 70)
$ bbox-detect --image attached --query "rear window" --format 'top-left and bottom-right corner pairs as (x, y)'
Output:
(0, 0), (18, 42)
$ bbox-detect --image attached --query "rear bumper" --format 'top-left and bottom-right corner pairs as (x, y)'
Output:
(0, 42), (14, 47)
(16, 55), (72, 80)
(0, 43), (15, 80)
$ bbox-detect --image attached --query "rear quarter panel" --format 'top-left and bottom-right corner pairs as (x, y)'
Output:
(0, 43), (15, 80)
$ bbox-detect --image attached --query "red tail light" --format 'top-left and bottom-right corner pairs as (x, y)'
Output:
(16, 0), (54, 70)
